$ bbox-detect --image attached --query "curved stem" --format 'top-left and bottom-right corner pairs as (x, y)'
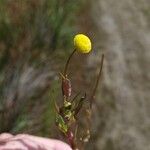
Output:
(90, 54), (104, 108)
(64, 49), (76, 77)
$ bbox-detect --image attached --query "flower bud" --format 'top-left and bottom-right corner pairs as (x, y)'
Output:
(62, 77), (72, 98)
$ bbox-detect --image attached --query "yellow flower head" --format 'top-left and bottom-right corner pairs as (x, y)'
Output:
(74, 34), (92, 53)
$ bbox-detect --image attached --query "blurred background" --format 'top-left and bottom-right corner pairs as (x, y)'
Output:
(0, 0), (150, 150)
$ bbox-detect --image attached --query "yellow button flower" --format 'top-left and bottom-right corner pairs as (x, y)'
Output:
(74, 34), (92, 53)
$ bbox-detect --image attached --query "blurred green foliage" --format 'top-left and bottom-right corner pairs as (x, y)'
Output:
(0, 0), (82, 136)
(0, 0), (80, 51)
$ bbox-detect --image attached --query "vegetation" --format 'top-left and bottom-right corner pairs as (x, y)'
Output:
(0, 0), (81, 134)
(55, 34), (104, 149)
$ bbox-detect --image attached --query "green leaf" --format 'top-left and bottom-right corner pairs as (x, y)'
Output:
(56, 114), (68, 134)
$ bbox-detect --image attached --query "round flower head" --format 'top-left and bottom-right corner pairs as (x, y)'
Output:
(74, 34), (92, 53)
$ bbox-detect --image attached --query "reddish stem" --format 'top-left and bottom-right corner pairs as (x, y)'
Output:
(90, 54), (104, 108)
(64, 49), (76, 77)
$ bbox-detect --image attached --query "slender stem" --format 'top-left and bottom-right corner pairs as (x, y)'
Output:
(66, 130), (77, 150)
(90, 54), (104, 108)
(64, 49), (76, 76)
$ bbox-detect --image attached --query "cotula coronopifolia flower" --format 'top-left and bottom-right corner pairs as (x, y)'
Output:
(74, 34), (92, 53)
